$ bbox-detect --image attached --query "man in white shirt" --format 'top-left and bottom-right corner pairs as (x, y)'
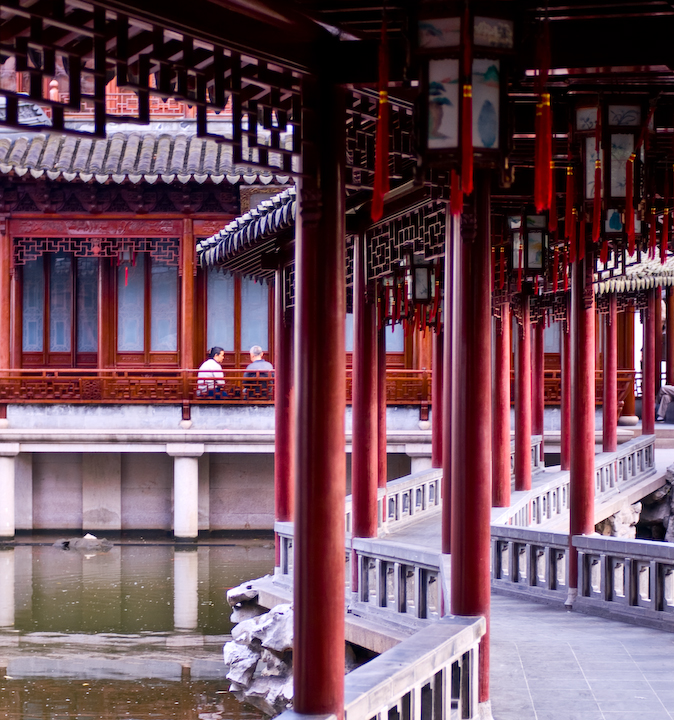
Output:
(197, 346), (226, 396)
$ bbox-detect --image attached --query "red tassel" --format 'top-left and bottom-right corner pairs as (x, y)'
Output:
(649, 208), (657, 258)
(451, 170), (462, 216)
(517, 244), (523, 291)
(662, 208), (669, 264)
(563, 249), (569, 291)
(395, 281), (402, 323)
(579, 213), (585, 261)
(592, 159), (602, 244)
(626, 156), (635, 253)
(549, 163), (558, 232)
(553, 246), (559, 292)
(125, 265), (129, 287)
(534, 275), (539, 295)
(600, 238), (609, 265)
(569, 208), (577, 263)
(534, 94), (552, 212)
(371, 15), (390, 222)
(461, 84), (473, 196)
(564, 166), (574, 239)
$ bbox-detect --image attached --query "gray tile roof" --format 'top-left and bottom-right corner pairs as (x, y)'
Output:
(0, 131), (292, 186)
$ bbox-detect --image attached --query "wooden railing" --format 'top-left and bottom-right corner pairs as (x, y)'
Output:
(0, 368), (432, 407)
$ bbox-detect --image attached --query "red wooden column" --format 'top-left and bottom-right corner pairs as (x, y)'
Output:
(642, 289), (656, 435)
(274, 264), (294, 565)
(352, 232), (378, 538)
(602, 293), (618, 453)
(560, 305), (571, 470)
(0, 220), (10, 368)
(432, 328), (443, 468)
(450, 171), (492, 705)
(514, 295), (532, 491)
(180, 218), (196, 370)
(532, 319), (545, 462)
(655, 287), (663, 392)
(667, 288), (674, 385)
(569, 252), (595, 602)
(442, 205), (458, 555)
(492, 302), (511, 507)
(293, 76), (346, 719)
(619, 305), (637, 421)
(377, 326), (387, 491)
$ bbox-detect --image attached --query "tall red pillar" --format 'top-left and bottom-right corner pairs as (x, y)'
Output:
(352, 232), (378, 538)
(432, 328), (443, 468)
(560, 304), (571, 470)
(569, 252), (595, 598)
(450, 172), (492, 705)
(180, 219), (196, 370)
(293, 76), (346, 719)
(667, 289), (674, 386)
(492, 303), (511, 507)
(643, 289), (656, 435)
(655, 287), (662, 393)
(377, 326), (387, 490)
(442, 206), (457, 555)
(532, 319), (545, 461)
(515, 295), (532, 491)
(0, 220), (10, 369)
(274, 264), (295, 565)
(602, 293), (617, 453)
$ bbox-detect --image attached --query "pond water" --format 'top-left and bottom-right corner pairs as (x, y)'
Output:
(0, 538), (275, 720)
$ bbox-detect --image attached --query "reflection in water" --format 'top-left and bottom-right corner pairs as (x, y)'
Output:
(0, 540), (274, 720)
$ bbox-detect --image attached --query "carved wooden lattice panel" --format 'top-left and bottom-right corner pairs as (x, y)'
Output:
(14, 236), (180, 265)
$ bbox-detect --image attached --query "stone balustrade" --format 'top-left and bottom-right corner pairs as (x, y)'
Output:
(573, 535), (674, 630)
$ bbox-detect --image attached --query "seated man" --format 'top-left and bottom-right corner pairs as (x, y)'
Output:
(197, 347), (226, 397)
(243, 345), (274, 399)
(656, 384), (674, 421)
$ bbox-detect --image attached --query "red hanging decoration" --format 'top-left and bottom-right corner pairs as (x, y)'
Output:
(548, 163), (558, 232)
(552, 245), (558, 292)
(371, 14), (390, 222)
(564, 165), (574, 237)
(491, 248), (496, 292)
(579, 213), (586, 261)
(661, 208), (669, 265)
(517, 244), (523, 291)
(592, 116), (602, 245)
(534, 275), (539, 295)
(600, 238), (609, 265)
(568, 208), (577, 263)
(451, 170), (462, 216)
(649, 207), (657, 258)
(499, 246), (505, 290)
(125, 265), (129, 287)
(625, 156), (635, 253)
(563, 249), (569, 291)
(534, 93), (553, 212)
(460, 3), (473, 196)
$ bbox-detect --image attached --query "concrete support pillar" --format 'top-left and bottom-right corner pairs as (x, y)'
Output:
(432, 328), (443, 469)
(569, 253), (595, 598)
(560, 307), (571, 471)
(515, 295), (532, 491)
(603, 294), (618, 453)
(643, 289), (656, 435)
(0, 220), (10, 369)
(450, 172), (492, 706)
(352, 232), (378, 538)
(82, 453), (121, 533)
(293, 74), (346, 719)
(0, 548), (14, 627)
(442, 205), (457, 555)
(274, 263), (295, 565)
(532, 319), (545, 461)
(667, 288), (674, 385)
(14, 453), (32, 531)
(167, 444), (205, 540)
(0, 445), (19, 539)
(492, 305), (511, 507)
(174, 547), (199, 630)
(198, 454), (210, 532)
(377, 326), (387, 490)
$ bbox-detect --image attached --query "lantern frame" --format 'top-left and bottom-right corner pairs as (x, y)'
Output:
(507, 211), (548, 277)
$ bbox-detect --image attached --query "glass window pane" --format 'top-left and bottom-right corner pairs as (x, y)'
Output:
(386, 323), (405, 352)
(151, 261), (178, 352)
(118, 254), (145, 352)
(77, 258), (98, 353)
(241, 277), (268, 352)
(207, 269), (234, 353)
(49, 253), (72, 352)
(544, 323), (561, 353)
(22, 257), (44, 352)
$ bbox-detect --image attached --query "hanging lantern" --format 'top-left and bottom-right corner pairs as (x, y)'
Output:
(415, 3), (515, 187)
(508, 211), (548, 284)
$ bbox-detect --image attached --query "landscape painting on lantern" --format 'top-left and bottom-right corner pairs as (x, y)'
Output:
(418, 17), (461, 49)
(472, 59), (499, 149)
(610, 133), (633, 197)
(428, 58), (459, 149)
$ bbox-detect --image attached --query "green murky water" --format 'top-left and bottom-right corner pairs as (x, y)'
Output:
(0, 539), (275, 720)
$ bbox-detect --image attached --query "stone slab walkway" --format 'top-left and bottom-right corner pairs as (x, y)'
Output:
(491, 593), (674, 720)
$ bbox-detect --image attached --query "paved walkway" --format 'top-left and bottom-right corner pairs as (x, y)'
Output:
(384, 442), (674, 720)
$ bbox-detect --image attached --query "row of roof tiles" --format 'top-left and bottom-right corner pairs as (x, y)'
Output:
(0, 132), (293, 186)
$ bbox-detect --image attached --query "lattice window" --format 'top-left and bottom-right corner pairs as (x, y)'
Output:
(14, 237), (180, 266)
